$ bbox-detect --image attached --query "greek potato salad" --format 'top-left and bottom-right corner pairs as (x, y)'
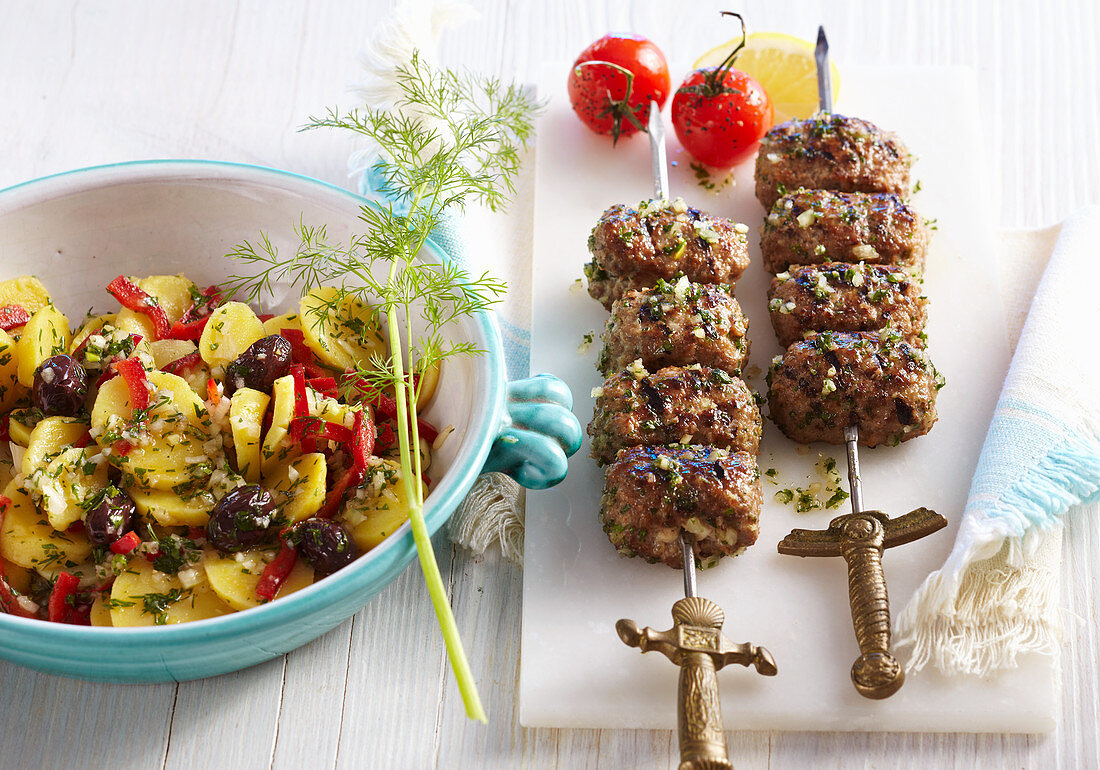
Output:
(0, 273), (442, 626)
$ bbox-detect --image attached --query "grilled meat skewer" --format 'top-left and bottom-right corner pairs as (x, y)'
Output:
(589, 364), (762, 466)
(760, 189), (928, 274)
(768, 262), (927, 347)
(585, 198), (751, 310)
(766, 331), (940, 447)
(754, 114), (913, 211)
(600, 445), (762, 569)
(597, 278), (750, 377)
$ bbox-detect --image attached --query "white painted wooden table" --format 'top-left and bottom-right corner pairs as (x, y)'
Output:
(0, 2), (1097, 768)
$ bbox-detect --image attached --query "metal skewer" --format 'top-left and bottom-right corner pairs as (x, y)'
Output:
(615, 101), (776, 769)
(776, 32), (947, 700)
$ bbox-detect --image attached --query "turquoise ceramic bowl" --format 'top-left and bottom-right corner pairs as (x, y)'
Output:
(0, 161), (582, 682)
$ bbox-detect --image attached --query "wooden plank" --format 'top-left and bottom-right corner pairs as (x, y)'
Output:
(0, 664), (176, 769)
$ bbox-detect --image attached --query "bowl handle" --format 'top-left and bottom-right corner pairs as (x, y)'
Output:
(481, 374), (583, 490)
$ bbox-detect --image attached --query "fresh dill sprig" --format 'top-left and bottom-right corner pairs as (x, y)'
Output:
(223, 52), (539, 724)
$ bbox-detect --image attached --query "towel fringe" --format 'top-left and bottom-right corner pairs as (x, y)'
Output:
(449, 472), (525, 564)
(896, 528), (1062, 675)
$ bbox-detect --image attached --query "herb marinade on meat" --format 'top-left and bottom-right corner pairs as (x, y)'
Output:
(754, 114), (913, 211)
(584, 197), (751, 309)
(599, 446), (762, 569)
(766, 331), (942, 447)
(582, 194), (763, 569)
(597, 278), (749, 376)
(767, 262), (927, 347)
(760, 189), (928, 274)
(588, 364), (762, 466)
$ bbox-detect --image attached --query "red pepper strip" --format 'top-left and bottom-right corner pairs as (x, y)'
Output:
(352, 410), (373, 473)
(421, 471), (433, 489)
(255, 542), (298, 600)
(72, 431), (93, 449)
(0, 573), (35, 618)
(0, 305), (30, 332)
(306, 376), (338, 399)
(47, 572), (81, 623)
(110, 531), (141, 555)
(168, 286), (223, 340)
(416, 417), (439, 445)
(280, 328), (328, 378)
(374, 423), (396, 453)
(106, 275), (170, 340)
(113, 439), (133, 456)
(290, 365), (308, 419)
(206, 377), (220, 403)
(112, 357), (150, 410)
(257, 313), (275, 323)
(315, 466), (361, 520)
(162, 350), (203, 375)
(287, 418), (353, 445)
(94, 369), (117, 389)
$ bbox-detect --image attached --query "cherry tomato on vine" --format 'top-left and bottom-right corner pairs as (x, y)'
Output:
(567, 34), (670, 144)
(670, 14), (773, 167)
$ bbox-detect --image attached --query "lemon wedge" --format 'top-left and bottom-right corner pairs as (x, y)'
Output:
(693, 32), (841, 123)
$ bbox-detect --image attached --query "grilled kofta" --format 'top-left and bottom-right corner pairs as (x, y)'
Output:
(767, 262), (927, 347)
(754, 115), (913, 211)
(588, 364), (761, 466)
(600, 445), (762, 569)
(760, 189), (928, 274)
(766, 331), (941, 447)
(597, 277), (749, 376)
(584, 197), (751, 309)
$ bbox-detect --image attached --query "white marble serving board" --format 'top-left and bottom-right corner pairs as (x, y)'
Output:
(522, 65), (1059, 733)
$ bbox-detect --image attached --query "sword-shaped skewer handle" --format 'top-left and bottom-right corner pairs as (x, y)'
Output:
(836, 513), (904, 699)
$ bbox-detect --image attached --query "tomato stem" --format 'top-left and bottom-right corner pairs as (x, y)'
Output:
(706, 11), (748, 92)
(573, 60), (646, 145)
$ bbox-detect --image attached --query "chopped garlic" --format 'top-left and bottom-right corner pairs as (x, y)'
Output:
(796, 209), (817, 228)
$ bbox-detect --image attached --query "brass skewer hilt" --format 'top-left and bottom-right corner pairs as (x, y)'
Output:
(618, 535), (777, 769)
(778, 426), (947, 699)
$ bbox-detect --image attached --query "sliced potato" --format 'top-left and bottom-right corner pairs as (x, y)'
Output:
(259, 376), (352, 475)
(262, 312), (302, 338)
(130, 486), (216, 527)
(299, 287), (385, 371)
(0, 481), (92, 571)
(263, 452), (326, 523)
(137, 275), (197, 324)
(341, 460), (424, 552)
(260, 375), (297, 474)
(199, 302), (264, 367)
(202, 548), (314, 611)
(229, 387), (270, 483)
(15, 304), (72, 387)
(109, 558), (233, 626)
(0, 328), (28, 411)
(26, 447), (109, 531)
(89, 592), (113, 627)
(7, 410), (36, 447)
(1, 556), (33, 594)
(0, 276), (51, 314)
(150, 338), (198, 370)
(112, 307), (154, 339)
(91, 370), (211, 489)
(22, 416), (90, 477)
(69, 314), (115, 354)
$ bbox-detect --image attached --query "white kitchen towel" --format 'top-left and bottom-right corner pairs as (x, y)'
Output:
(896, 207), (1100, 675)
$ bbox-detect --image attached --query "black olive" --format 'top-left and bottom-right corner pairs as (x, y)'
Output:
(207, 485), (278, 552)
(292, 519), (358, 574)
(223, 335), (293, 397)
(84, 490), (136, 545)
(32, 354), (88, 416)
